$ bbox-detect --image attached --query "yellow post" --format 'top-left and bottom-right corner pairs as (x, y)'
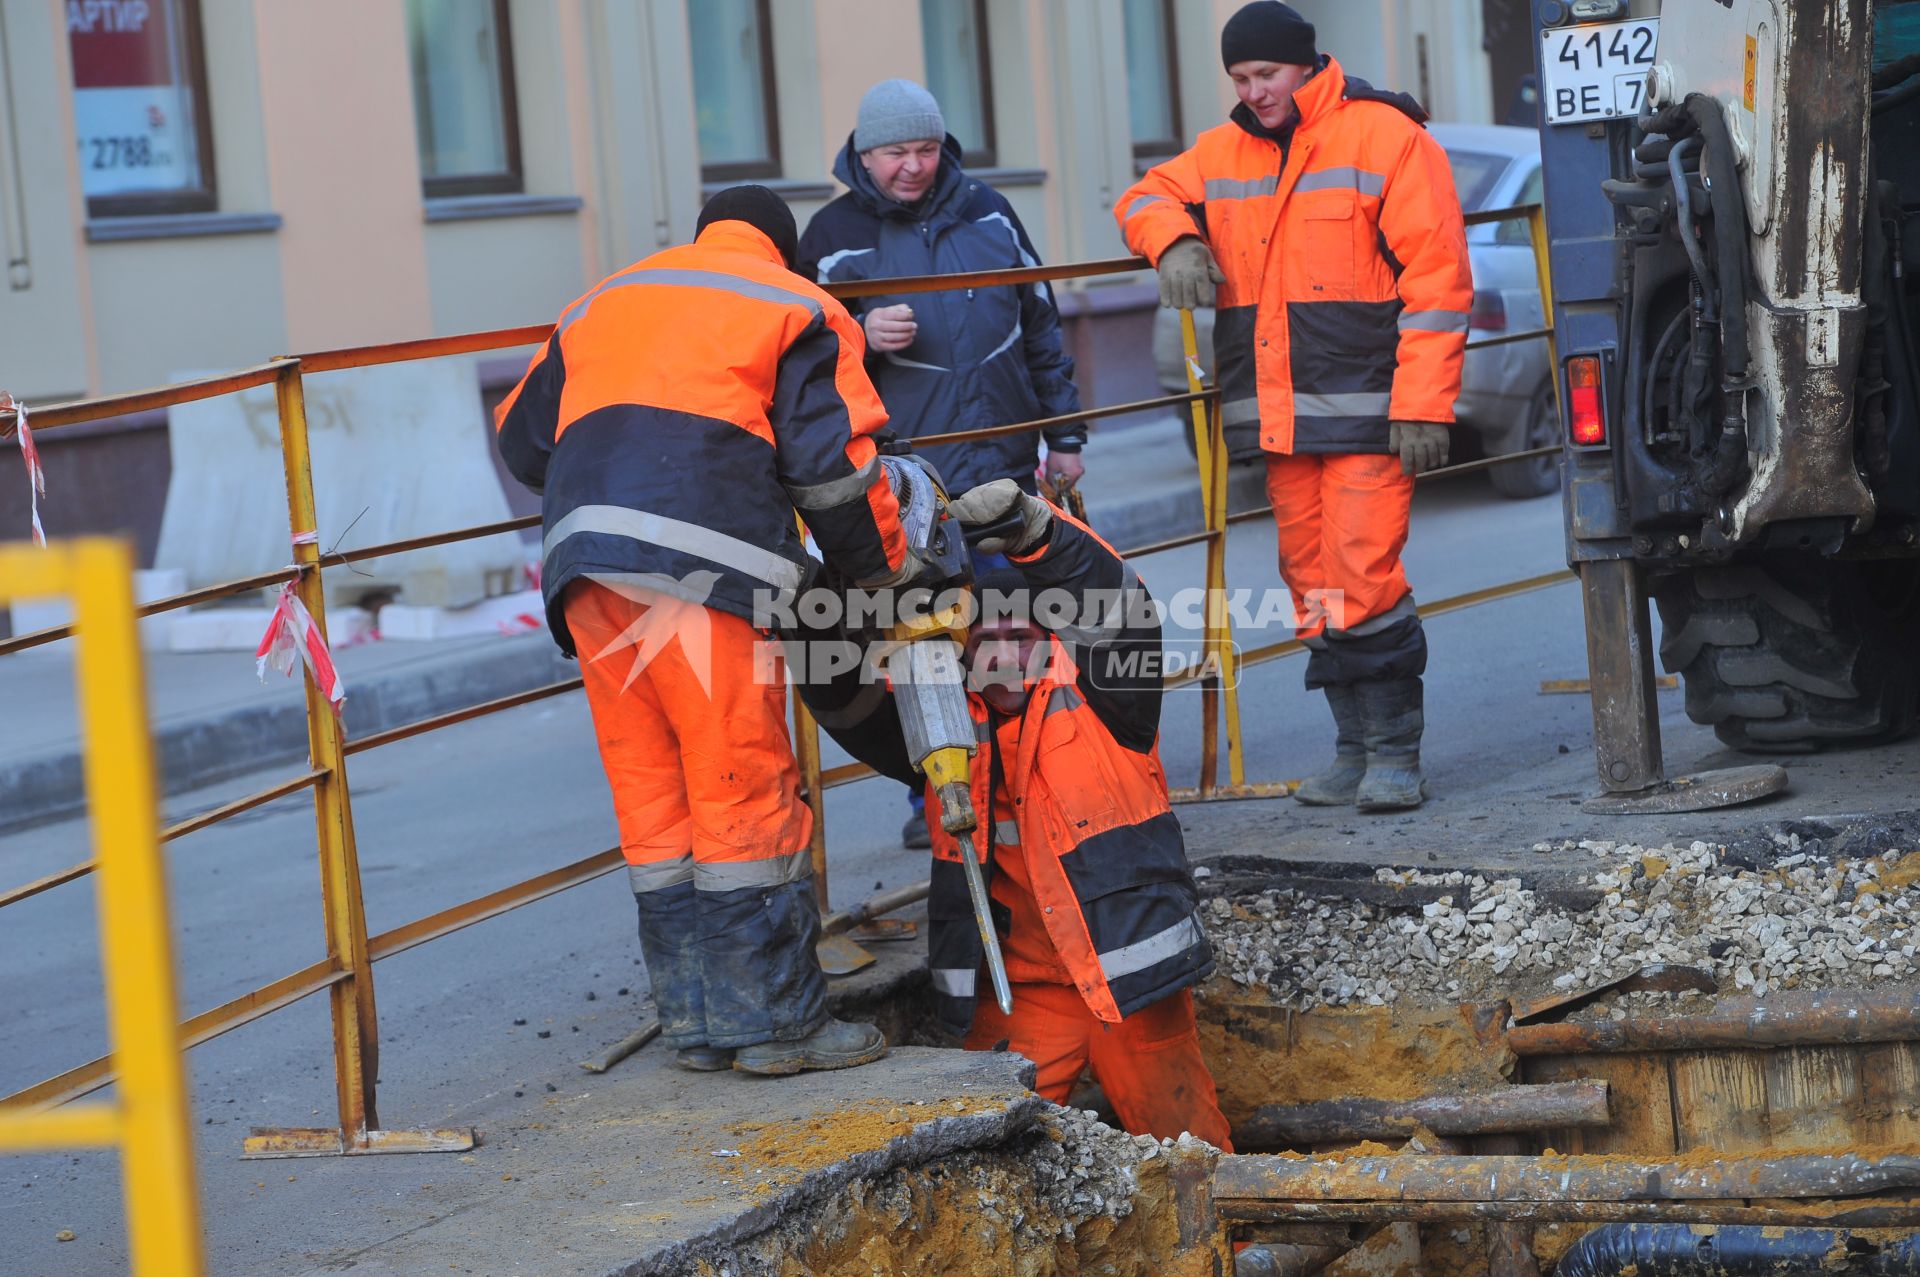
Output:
(0, 539), (206, 1276)
(1206, 396), (1248, 789)
(1528, 205), (1563, 421)
(273, 363), (381, 1141)
(1177, 311), (1221, 793)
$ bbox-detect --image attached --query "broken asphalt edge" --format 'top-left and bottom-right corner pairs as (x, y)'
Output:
(611, 1051), (1046, 1277)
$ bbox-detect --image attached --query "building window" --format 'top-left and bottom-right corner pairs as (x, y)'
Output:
(408, 0), (522, 197)
(68, 0), (217, 217)
(1123, 0), (1183, 162)
(920, 0), (995, 166)
(689, 0), (781, 181)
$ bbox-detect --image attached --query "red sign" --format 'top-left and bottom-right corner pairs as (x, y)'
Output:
(68, 0), (175, 90)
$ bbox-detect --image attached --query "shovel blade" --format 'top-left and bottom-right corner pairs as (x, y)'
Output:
(816, 933), (877, 976)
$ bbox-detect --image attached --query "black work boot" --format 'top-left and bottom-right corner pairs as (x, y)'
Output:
(1292, 683), (1366, 806)
(732, 1017), (888, 1076)
(1353, 676), (1429, 812)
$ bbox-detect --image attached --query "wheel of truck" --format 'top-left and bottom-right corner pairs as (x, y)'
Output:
(1651, 554), (1920, 752)
(1487, 380), (1561, 500)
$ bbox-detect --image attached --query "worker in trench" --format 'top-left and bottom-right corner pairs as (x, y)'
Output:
(494, 185), (923, 1077)
(792, 480), (1234, 1147)
(1116, 1), (1471, 813)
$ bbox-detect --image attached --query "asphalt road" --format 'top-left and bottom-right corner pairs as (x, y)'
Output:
(6, 471), (1916, 1274)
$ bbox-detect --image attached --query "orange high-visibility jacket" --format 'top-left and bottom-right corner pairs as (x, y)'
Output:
(495, 220), (908, 654)
(924, 669), (1209, 1030)
(1117, 56), (1472, 456)
(927, 513), (1208, 1031)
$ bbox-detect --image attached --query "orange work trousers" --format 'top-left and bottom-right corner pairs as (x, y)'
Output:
(1264, 452), (1415, 638)
(966, 982), (1234, 1150)
(562, 579), (811, 882)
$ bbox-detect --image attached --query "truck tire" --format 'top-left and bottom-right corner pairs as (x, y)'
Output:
(1487, 380), (1561, 500)
(1651, 554), (1920, 752)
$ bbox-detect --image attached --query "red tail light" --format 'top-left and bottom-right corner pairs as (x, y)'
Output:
(1469, 289), (1508, 332)
(1567, 355), (1605, 445)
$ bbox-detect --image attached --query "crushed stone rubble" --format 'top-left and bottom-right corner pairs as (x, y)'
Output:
(1202, 833), (1920, 1011)
(1024, 1104), (1199, 1232)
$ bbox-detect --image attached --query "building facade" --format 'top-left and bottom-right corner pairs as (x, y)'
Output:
(0, 0), (1497, 566)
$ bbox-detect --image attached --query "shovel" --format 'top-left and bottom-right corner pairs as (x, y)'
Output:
(816, 880), (932, 976)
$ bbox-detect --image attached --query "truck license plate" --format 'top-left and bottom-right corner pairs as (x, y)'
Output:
(1541, 18), (1660, 125)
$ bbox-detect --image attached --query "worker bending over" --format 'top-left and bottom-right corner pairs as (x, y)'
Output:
(1117, 1), (1471, 812)
(495, 186), (916, 1077)
(799, 480), (1233, 1146)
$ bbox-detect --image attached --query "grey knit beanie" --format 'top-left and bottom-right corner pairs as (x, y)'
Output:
(855, 78), (945, 151)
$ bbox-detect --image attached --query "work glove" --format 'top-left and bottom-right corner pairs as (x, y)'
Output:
(947, 479), (1053, 556)
(1389, 420), (1450, 476)
(1156, 237), (1226, 311)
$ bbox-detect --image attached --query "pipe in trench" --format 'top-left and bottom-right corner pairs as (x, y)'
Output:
(1554, 1224), (1920, 1277)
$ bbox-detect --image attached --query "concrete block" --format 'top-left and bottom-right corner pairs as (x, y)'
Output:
(377, 589), (545, 641)
(155, 359), (528, 609)
(167, 604), (376, 653)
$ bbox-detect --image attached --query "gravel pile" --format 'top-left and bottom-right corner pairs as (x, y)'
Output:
(1203, 833), (1920, 1011)
(1027, 1105), (1203, 1230)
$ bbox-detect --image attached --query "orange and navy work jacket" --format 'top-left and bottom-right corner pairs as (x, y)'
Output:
(1116, 56), (1472, 456)
(794, 510), (1212, 1033)
(495, 220), (908, 654)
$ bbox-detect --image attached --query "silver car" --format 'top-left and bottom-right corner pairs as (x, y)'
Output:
(1150, 122), (1554, 498)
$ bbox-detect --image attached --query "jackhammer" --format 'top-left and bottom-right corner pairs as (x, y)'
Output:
(876, 450), (1015, 1015)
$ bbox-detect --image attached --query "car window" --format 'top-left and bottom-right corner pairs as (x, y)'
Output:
(1496, 164), (1545, 245)
(1443, 149), (1507, 211)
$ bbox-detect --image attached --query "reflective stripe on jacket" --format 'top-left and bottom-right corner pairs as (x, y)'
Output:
(494, 220), (907, 654)
(1116, 56), (1471, 455)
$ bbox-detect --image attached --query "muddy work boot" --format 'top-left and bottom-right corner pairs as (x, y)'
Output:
(1292, 683), (1366, 806)
(673, 1045), (735, 1072)
(1353, 676), (1429, 813)
(733, 1016), (889, 1076)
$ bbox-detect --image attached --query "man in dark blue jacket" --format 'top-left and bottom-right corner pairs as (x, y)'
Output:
(799, 77), (1088, 849)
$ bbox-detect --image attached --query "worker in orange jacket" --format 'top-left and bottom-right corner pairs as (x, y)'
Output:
(797, 481), (1232, 1147)
(1116, 1), (1472, 812)
(495, 186), (918, 1077)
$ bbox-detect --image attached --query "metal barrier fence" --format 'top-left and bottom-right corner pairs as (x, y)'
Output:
(0, 205), (1562, 1161)
(0, 540), (203, 1275)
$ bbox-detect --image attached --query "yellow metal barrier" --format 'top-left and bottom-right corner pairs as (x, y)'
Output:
(0, 539), (204, 1276)
(0, 211), (1559, 1160)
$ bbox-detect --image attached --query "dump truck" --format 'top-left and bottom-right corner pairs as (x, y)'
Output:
(1535, 0), (1920, 803)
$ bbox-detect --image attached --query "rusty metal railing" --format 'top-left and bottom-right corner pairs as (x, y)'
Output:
(0, 204), (1562, 1156)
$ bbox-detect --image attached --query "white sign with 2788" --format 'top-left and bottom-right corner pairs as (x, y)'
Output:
(1541, 18), (1661, 126)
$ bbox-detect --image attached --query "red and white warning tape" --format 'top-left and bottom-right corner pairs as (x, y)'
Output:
(0, 393), (46, 546)
(255, 531), (346, 709)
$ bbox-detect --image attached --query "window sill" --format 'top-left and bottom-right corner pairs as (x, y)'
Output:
(85, 211), (283, 243)
(971, 166), (1047, 188)
(424, 194), (585, 223)
(700, 176), (834, 202)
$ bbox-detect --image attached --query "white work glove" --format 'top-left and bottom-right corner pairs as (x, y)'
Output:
(1388, 420), (1450, 476)
(1156, 237), (1226, 311)
(947, 479), (1053, 556)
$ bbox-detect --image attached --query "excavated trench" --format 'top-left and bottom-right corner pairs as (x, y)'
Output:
(672, 814), (1920, 1276)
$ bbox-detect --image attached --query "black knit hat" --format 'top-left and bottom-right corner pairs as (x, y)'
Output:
(696, 184), (799, 268)
(1220, 1), (1317, 70)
